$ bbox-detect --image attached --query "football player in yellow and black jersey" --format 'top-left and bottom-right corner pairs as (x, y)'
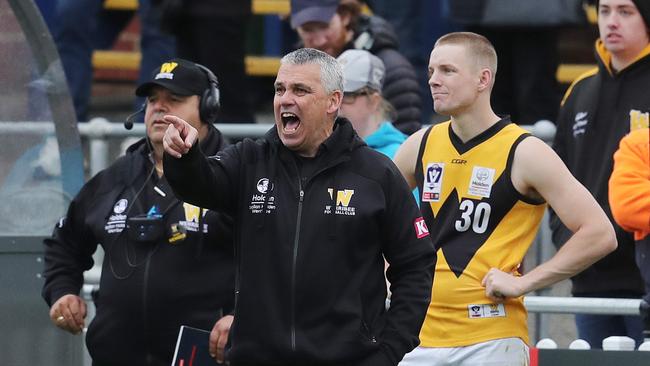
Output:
(394, 32), (617, 365)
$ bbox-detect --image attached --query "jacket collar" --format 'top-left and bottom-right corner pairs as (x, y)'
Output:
(595, 39), (650, 76)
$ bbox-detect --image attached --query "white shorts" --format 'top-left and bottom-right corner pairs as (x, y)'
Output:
(399, 338), (529, 366)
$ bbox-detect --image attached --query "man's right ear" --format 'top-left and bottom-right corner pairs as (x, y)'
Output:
(477, 68), (493, 92)
(327, 90), (343, 114)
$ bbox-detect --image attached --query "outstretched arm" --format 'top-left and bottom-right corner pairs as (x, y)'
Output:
(482, 137), (617, 301)
(162, 115), (239, 213)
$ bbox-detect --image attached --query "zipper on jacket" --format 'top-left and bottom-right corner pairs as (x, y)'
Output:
(143, 250), (152, 364)
(291, 186), (304, 351)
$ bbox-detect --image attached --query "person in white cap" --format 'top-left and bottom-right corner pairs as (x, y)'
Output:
(337, 49), (406, 159)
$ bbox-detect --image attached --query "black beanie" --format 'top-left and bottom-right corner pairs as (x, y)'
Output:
(597, 0), (650, 28)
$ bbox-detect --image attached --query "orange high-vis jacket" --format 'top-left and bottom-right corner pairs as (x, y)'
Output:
(609, 128), (650, 241)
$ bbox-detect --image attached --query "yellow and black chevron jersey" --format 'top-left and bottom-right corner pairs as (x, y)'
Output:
(415, 118), (546, 347)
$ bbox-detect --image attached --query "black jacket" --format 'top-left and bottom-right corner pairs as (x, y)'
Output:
(349, 15), (422, 135)
(164, 118), (435, 365)
(551, 40), (650, 295)
(42, 126), (234, 366)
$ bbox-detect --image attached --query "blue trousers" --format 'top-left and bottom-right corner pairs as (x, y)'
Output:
(50, 0), (175, 121)
(574, 291), (645, 349)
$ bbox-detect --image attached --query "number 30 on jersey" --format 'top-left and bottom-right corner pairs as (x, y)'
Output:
(455, 199), (491, 234)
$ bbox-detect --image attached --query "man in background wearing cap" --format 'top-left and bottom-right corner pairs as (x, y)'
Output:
(338, 49), (407, 158)
(42, 59), (235, 366)
(290, 0), (423, 135)
(552, 0), (650, 348)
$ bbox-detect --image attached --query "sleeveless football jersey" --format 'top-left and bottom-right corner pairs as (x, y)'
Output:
(416, 118), (546, 347)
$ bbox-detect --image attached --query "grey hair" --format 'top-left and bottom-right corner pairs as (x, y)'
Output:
(280, 48), (344, 94)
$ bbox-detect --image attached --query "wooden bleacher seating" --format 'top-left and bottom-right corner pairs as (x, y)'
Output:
(96, 0), (597, 83)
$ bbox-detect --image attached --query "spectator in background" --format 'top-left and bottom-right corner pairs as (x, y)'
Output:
(552, 0), (650, 349)
(50, 0), (175, 122)
(290, 0), (422, 135)
(609, 128), (650, 335)
(42, 59), (234, 366)
(337, 49), (406, 158)
(160, 0), (255, 123)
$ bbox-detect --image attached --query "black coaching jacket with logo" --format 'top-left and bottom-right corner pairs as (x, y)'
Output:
(164, 117), (436, 366)
(42, 126), (234, 366)
(552, 40), (650, 296)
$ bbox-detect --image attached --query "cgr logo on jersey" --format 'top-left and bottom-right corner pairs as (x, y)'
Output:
(179, 202), (208, 233)
(155, 62), (178, 80)
(572, 111), (588, 137)
(104, 198), (128, 233)
(324, 188), (356, 215)
(629, 109), (649, 130)
(422, 163), (444, 202)
(414, 217), (430, 238)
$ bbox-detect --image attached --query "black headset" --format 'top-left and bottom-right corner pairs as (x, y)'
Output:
(195, 63), (221, 125)
(125, 62), (221, 129)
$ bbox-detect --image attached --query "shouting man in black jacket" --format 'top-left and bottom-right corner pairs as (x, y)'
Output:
(163, 48), (436, 366)
(42, 59), (235, 366)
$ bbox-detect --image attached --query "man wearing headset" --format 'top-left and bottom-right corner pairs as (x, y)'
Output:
(41, 59), (235, 366)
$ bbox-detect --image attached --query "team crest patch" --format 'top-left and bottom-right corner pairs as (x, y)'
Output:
(422, 163), (444, 202)
(325, 188), (356, 215)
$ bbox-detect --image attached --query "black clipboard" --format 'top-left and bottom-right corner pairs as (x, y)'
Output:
(170, 325), (214, 366)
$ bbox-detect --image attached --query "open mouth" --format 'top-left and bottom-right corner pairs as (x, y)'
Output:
(281, 112), (301, 133)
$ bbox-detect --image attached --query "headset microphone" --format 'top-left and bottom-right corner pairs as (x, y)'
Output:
(124, 103), (146, 130)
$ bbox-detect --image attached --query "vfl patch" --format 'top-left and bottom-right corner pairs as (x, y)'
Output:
(414, 217), (430, 238)
(422, 163), (444, 202)
(468, 303), (506, 318)
(468, 166), (495, 198)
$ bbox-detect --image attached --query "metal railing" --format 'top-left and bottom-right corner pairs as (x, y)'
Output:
(0, 118), (558, 176)
(13, 119), (648, 345)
